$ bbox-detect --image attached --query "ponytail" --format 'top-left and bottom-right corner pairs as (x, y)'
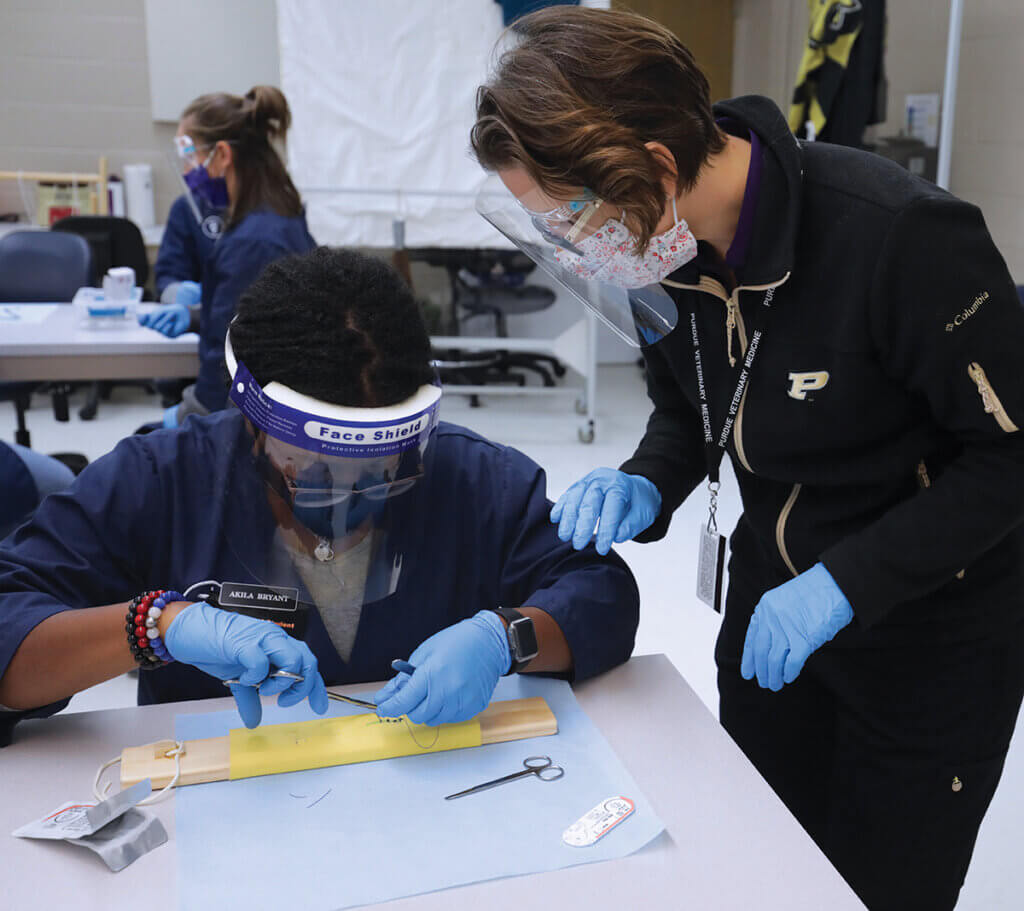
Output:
(243, 85), (291, 142)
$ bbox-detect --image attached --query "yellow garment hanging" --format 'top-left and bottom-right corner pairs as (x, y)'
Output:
(789, 0), (865, 138)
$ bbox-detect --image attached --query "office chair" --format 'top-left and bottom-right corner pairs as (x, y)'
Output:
(0, 230), (93, 447)
(51, 215), (155, 419)
(411, 248), (566, 394)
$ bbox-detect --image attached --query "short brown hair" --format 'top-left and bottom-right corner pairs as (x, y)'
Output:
(183, 86), (303, 228)
(471, 7), (724, 252)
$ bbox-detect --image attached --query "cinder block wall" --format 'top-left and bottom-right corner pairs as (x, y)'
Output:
(948, 0), (1024, 281)
(732, 0), (1024, 281)
(0, 0), (178, 223)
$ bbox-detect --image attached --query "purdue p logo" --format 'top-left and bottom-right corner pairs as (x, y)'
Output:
(787, 371), (830, 400)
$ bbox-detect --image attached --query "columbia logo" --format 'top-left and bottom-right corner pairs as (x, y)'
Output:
(945, 291), (989, 332)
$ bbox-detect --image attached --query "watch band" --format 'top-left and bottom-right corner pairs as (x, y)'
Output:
(492, 607), (539, 674)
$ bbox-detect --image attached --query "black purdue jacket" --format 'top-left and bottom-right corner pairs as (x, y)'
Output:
(620, 95), (1024, 642)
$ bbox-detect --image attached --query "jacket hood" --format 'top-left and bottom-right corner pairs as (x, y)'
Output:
(711, 95), (803, 285)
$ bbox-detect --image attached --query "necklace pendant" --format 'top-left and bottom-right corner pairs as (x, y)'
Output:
(315, 538), (335, 562)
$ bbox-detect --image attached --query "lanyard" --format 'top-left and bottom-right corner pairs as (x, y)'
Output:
(689, 287), (776, 528)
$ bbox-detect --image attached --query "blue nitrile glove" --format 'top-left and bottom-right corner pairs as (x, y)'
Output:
(159, 280), (202, 306)
(138, 303), (190, 338)
(550, 468), (661, 554)
(164, 602), (329, 728)
(372, 611), (511, 726)
(162, 405), (179, 429)
(740, 563), (854, 692)
(175, 280), (201, 307)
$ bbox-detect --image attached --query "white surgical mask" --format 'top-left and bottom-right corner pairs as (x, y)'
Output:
(553, 196), (698, 289)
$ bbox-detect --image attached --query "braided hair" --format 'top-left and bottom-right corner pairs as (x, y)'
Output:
(230, 247), (435, 407)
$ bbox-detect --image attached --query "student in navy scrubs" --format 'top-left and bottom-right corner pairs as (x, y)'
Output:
(0, 248), (639, 745)
(139, 85), (315, 427)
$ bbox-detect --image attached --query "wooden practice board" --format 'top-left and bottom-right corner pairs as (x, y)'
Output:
(120, 696), (557, 789)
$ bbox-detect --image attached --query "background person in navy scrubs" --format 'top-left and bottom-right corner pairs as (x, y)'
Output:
(139, 85), (315, 427)
(0, 248), (639, 745)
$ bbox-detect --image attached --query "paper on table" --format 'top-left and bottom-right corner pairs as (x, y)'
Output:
(175, 675), (664, 911)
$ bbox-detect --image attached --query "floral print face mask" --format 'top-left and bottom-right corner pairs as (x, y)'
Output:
(553, 196), (698, 289)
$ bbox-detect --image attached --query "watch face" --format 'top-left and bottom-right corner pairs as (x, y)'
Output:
(509, 616), (539, 661)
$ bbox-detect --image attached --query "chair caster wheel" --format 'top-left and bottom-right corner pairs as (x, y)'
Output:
(577, 421), (595, 444)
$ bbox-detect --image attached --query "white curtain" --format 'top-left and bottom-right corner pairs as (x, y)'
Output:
(277, 0), (511, 247)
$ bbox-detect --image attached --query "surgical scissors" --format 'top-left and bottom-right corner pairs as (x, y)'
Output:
(444, 756), (565, 800)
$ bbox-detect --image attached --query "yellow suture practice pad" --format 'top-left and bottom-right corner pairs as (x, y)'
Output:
(229, 713), (481, 779)
(120, 696), (557, 789)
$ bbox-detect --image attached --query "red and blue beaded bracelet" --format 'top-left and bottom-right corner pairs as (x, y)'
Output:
(125, 590), (182, 669)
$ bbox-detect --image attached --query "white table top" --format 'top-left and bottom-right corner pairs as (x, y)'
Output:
(0, 302), (198, 381)
(0, 302), (196, 356)
(0, 655), (864, 910)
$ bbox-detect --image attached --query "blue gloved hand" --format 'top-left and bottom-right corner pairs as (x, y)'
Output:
(138, 303), (190, 338)
(175, 280), (202, 307)
(740, 563), (854, 692)
(164, 602), (329, 728)
(161, 405), (179, 429)
(550, 468), (661, 554)
(159, 280), (202, 306)
(372, 611), (511, 726)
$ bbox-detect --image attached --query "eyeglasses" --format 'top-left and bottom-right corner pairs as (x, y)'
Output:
(518, 190), (611, 245)
(173, 135), (198, 160)
(521, 190), (596, 225)
(289, 474), (423, 506)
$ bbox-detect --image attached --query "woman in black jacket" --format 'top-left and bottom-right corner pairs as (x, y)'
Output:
(470, 8), (1024, 910)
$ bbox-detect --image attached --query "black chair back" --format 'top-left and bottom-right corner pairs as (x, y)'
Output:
(51, 215), (150, 293)
(0, 230), (93, 302)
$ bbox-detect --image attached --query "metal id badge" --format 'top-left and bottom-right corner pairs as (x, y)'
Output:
(697, 522), (726, 613)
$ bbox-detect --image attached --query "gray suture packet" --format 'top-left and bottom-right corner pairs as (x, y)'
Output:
(13, 778), (168, 871)
(66, 807), (168, 872)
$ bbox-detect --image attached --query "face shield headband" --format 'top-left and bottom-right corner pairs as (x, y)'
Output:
(225, 332), (441, 461)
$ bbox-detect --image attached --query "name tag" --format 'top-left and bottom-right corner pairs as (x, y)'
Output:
(696, 524), (726, 613)
(183, 580), (309, 638)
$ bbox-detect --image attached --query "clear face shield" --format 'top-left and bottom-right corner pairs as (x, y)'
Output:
(210, 331), (442, 631)
(170, 134), (227, 239)
(475, 174), (682, 347)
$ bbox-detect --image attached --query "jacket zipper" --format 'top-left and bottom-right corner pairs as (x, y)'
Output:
(664, 271), (797, 571)
(663, 272), (790, 475)
(968, 363), (1019, 433)
(917, 459), (966, 579)
(775, 483), (801, 577)
(916, 459), (931, 489)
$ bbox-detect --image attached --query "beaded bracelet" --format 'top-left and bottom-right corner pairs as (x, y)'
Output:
(124, 590), (182, 670)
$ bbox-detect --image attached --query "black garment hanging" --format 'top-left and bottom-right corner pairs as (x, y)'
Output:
(789, 0), (887, 148)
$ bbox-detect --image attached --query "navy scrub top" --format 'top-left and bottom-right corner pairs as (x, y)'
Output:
(193, 210), (317, 413)
(153, 194), (222, 296)
(0, 413), (639, 744)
